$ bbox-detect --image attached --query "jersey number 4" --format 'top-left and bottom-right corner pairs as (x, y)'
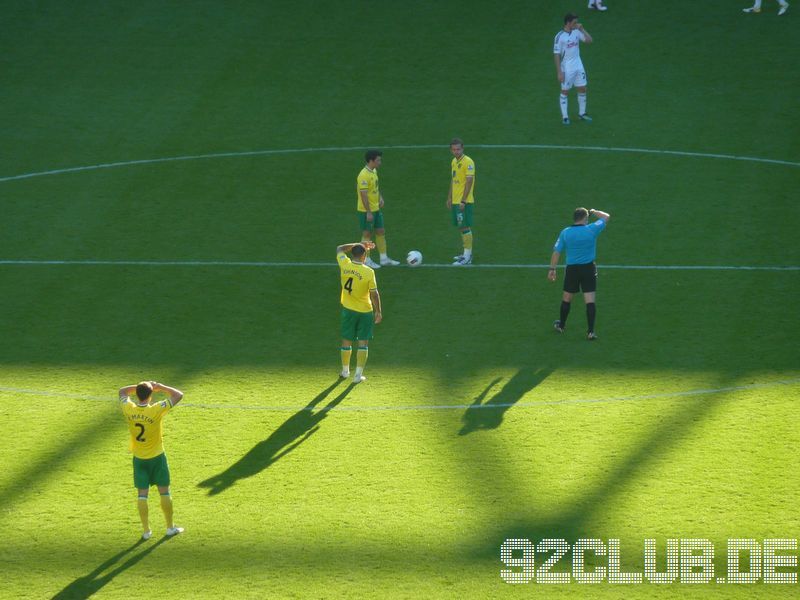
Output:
(344, 277), (354, 293)
(134, 423), (146, 442)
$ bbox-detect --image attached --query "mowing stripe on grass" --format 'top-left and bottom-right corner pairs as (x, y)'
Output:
(0, 259), (797, 271)
(0, 143), (797, 184)
(2, 378), (798, 412)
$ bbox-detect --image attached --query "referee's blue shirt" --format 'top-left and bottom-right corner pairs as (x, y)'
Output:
(553, 219), (606, 265)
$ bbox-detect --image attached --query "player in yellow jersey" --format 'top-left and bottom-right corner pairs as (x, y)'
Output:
(357, 149), (400, 269)
(118, 380), (184, 540)
(446, 138), (476, 265)
(337, 241), (382, 383)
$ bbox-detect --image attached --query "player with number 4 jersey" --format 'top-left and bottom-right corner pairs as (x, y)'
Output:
(337, 241), (382, 383)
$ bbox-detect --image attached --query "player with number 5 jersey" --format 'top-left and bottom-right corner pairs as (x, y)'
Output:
(337, 241), (382, 383)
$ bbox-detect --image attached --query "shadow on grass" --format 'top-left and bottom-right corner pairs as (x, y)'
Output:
(469, 374), (734, 559)
(198, 378), (354, 496)
(52, 535), (172, 599)
(0, 411), (115, 519)
(459, 367), (553, 435)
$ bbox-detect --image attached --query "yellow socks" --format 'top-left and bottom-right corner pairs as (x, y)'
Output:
(461, 228), (473, 259)
(340, 346), (352, 374)
(375, 233), (387, 256)
(354, 346), (368, 378)
(160, 493), (174, 528)
(356, 346), (368, 369)
(137, 496), (149, 531)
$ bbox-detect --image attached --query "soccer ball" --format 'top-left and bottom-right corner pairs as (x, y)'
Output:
(406, 250), (423, 267)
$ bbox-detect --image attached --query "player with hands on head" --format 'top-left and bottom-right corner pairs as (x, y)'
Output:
(118, 380), (185, 540)
(337, 241), (382, 383)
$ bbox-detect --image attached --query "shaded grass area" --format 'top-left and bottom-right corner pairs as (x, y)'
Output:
(0, 267), (796, 375)
(1, 152), (797, 267)
(2, 1), (798, 173)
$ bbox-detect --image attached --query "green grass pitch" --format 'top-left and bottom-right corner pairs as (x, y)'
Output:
(1, 1), (798, 598)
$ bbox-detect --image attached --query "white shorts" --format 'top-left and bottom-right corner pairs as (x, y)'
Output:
(561, 69), (588, 91)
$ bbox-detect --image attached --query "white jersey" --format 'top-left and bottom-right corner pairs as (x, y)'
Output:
(553, 29), (586, 73)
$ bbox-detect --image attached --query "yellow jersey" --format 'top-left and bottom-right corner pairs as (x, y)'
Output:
(356, 166), (380, 212)
(451, 155), (476, 204)
(121, 396), (174, 459)
(338, 251), (377, 313)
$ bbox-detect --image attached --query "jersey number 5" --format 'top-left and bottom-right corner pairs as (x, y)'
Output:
(134, 423), (146, 442)
(344, 277), (354, 293)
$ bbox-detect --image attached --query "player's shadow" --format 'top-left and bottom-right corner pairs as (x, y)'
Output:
(198, 378), (354, 496)
(52, 535), (171, 599)
(466, 373), (736, 564)
(459, 367), (553, 435)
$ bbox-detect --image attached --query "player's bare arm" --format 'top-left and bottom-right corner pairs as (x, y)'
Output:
(359, 190), (373, 222)
(152, 381), (184, 406)
(578, 24), (593, 43)
(379, 194), (384, 209)
(590, 208), (610, 222)
(337, 241), (375, 254)
(118, 384), (137, 400)
(370, 289), (382, 324)
(554, 54), (564, 82)
(446, 180), (453, 208)
(462, 176), (474, 205)
(548, 251), (561, 282)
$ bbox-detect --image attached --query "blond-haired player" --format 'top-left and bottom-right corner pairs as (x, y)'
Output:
(447, 138), (476, 265)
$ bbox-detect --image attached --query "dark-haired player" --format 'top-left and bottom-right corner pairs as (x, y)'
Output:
(118, 380), (185, 539)
(337, 241), (382, 383)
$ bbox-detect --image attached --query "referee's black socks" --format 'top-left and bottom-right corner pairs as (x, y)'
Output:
(560, 301), (571, 327)
(586, 302), (596, 333)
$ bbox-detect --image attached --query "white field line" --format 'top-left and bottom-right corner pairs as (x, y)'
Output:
(1, 378), (798, 413)
(0, 143), (797, 184)
(0, 259), (797, 271)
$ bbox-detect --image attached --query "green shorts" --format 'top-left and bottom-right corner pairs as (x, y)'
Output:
(358, 210), (385, 232)
(133, 453), (171, 489)
(340, 307), (374, 341)
(451, 203), (474, 228)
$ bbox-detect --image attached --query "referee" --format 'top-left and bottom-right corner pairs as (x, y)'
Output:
(548, 207), (611, 340)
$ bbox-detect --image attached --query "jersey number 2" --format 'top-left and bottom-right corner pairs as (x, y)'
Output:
(344, 277), (354, 293)
(134, 423), (146, 442)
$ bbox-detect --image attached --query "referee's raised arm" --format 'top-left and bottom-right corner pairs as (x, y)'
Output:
(589, 208), (611, 222)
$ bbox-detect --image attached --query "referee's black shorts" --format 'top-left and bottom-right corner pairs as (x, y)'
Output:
(563, 262), (597, 294)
